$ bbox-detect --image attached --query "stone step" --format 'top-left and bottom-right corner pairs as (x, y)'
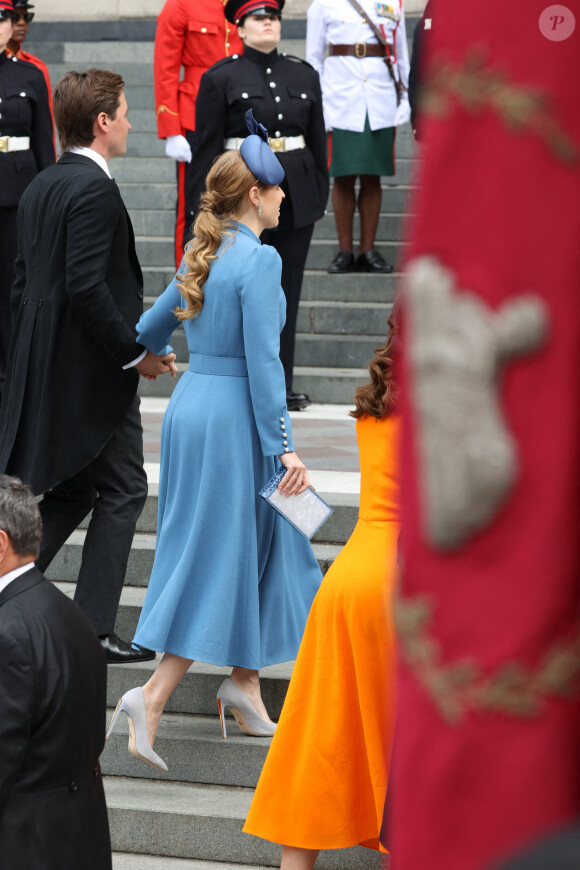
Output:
(306, 239), (405, 271)
(296, 333), (386, 368)
(103, 659), (294, 720)
(103, 709), (271, 788)
(313, 213), (409, 241)
(112, 157), (416, 187)
(299, 300), (390, 336)
(156, 331), (384, 368)
(122, 185), (178, 213)
(131, 492), (348, 540)
(72, 489), (358, 541)
(131, 209), (409, 241)
(142, 266), (400, 302)
(111, 157), (175, 184)
(137, 364), (366, 404)
(113, 856), (267, 870)
(105, 777), (381, 869)
(55, 580), (148, 642)
(143, 297), (391, 339)
(45, 530), (341, 587)
(45, 61), (155, 84)
(293, 366), (366, 405)
(301, 269), (400, 302)
(31, 40), (156, 65)
(135, 236), (404, 270)
(120, 181), (417, 215)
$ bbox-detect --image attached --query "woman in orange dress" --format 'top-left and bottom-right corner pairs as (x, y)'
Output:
(243, 313), (400, 869)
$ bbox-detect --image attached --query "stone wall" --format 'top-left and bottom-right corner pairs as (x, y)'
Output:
(31, 0), (427, 23)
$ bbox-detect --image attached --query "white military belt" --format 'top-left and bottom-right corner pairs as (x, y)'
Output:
(224, 134), (305, 153)
(0, 136), (30, 153)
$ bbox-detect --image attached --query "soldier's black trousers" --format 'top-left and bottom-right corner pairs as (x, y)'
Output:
(261, 222), (315, 394)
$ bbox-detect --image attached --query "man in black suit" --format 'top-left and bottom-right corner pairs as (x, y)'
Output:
(0, 68), (177, 662)
(0, 474), (111, 870)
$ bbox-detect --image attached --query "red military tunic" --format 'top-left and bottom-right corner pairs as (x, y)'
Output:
(392, 1), (580, 869)
(154, 0), (243, 138)
(154, 0), (244, 265)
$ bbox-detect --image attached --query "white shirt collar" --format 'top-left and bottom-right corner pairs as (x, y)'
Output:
(69, 146), (112, 179)
(0, 562), (35, 597)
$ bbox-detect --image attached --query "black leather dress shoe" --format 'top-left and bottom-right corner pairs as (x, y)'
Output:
(287, 392), (311, 411)
(99, 633), (156, 664)
(328, 250), (355, 274)
(355, 249), (394, 273)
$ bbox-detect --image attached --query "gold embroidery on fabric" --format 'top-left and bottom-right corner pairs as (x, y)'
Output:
(419, 50), (578, 163)
(156, 104), (180, 117)
(395, 594), (580, 723)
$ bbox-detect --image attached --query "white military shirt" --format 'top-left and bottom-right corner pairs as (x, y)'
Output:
(306, 0), (410, 132)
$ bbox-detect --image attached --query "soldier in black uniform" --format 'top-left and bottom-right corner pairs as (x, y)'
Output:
(0, 0), (54, 400)
(190, 0), (329, 411)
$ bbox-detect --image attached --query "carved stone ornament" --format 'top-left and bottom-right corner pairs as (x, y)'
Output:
(406, 256), (548, 550)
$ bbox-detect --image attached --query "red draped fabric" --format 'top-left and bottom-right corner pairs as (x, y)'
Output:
(392, 2), (580, 869)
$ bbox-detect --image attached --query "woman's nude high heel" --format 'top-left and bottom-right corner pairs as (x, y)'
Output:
(217, 677), (277, 739)
(105, 686), (168, 771)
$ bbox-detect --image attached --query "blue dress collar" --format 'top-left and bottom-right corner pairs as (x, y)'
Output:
(231, 221), (261, 244)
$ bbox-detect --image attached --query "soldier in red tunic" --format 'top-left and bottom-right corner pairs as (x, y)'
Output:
(154, 0), (244, 266)
(391, 1), (580, 869)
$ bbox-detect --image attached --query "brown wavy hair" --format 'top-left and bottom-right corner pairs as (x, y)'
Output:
(351, 297), (400, 419)
(176, 150), (266, 320)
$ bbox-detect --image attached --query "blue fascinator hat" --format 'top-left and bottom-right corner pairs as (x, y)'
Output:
(240, 109), (285, 186)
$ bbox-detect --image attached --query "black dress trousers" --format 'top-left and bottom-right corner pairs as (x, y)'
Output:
(36, 396), (148, 636)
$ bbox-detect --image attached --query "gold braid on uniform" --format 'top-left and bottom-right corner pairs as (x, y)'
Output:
(418, 49), (578, 164)
(395, 593), (580, 723)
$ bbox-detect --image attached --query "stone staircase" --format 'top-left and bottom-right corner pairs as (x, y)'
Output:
(30, 19), (417, 869)
(30, 32), (415, 403)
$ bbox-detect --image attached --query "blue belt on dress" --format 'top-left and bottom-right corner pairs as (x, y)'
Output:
(188, 352), (248, 377)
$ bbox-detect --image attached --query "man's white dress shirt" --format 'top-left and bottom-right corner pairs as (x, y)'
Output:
(306, 0), (410, 132)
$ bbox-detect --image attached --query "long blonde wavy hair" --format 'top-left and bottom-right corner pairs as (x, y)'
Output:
(175, 150), (266, 320)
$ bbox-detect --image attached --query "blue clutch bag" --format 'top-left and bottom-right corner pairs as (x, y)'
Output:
(259, 467), (334, 540)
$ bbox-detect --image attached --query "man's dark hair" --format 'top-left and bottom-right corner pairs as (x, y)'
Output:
(53, 68), (125, 152)
(0, 475), (42, 557)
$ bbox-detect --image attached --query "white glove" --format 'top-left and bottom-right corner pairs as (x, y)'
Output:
(394, 98), (411, 127)
(165, 134), (192, 163)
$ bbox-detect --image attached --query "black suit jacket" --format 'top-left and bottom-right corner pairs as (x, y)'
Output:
(0, 153), (144, 494)
(0, 567), (111, 870)
(190, 46), (329, 231)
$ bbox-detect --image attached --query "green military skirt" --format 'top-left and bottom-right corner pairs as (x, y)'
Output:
(330, 115), (395, 177)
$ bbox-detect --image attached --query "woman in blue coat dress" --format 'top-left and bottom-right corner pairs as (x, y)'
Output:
(107, 117), (322, 769)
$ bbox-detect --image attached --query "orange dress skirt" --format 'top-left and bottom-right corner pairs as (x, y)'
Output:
(244, 413), (400, 851)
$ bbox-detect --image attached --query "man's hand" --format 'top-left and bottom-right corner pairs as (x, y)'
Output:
(165, 135), (192, 163)
(136, 351), (178, 381)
